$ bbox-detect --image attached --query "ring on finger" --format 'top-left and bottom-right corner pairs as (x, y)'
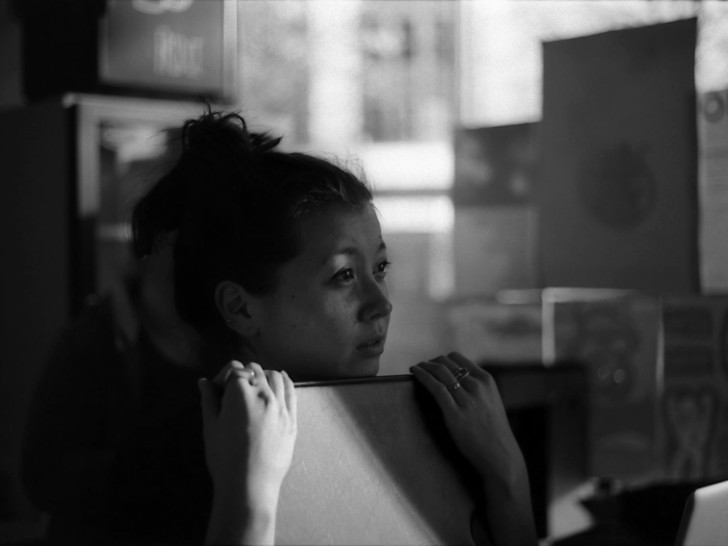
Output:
(235, 368), (257, 386)
(453, 367), (470, 381)
(447, 381), (461, 393)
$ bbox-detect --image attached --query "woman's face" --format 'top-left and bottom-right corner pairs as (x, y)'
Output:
(247, 204), (392, 380)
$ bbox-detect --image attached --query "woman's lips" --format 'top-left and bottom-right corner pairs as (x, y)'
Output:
(356, 337), (385, 358)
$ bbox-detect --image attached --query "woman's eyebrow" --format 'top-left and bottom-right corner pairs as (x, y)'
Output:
(321, 248), (356, 266)
(322, 241), (387, 264)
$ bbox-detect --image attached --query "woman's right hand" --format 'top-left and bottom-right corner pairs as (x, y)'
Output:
(199, 360), (297, 546)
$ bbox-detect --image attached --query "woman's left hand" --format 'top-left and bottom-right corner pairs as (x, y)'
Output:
(410, 352), (521, 488)
(410, 352), (537, 546)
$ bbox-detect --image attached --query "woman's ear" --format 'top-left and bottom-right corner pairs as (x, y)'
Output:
(215, 281), (259, 337)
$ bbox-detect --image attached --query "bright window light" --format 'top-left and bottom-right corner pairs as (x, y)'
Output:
(375, 195), (454, 234)
(357, 141), (454, 192)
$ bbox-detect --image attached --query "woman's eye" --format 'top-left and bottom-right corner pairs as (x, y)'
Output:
(375, 260), (391, 278)
(333, 268), (355, 282)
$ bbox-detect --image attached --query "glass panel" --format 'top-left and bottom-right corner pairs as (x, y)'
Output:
(237, 0), (457, 147)
(458, 0), (702, 126)
(376, 196), (454, 299)
(376, 194), (453, 234)
(236, 1), (459, 304)
(358, 141), (453, 192)
(359, 1), (457, 142)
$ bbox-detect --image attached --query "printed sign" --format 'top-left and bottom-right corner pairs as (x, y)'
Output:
(100, 0), (229, 97)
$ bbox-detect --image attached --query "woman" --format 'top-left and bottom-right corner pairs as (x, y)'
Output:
(128, 109), (536, 545)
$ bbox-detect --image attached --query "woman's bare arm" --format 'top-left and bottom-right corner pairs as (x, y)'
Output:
(411, 352), (538, 546)
(200, 361), (297, 545)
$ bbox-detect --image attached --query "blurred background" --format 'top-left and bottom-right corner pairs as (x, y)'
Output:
(2, 1), (728, 544)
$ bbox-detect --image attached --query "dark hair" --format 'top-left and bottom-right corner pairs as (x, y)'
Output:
(132, 109), (373, 347)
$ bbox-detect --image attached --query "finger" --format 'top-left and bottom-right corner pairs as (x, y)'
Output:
(282, 371), (297, 422)
(431, 354), (475, 382)
(248, 362), (274, 398)
(433, 353), (482, 390)
(213, 359), (247, 387)
(198, 378), (219, 431)
(420, 360), (471, 401)
(211, 363), (232, 387)
(448, 352), (487, 378)
(410, 364), (458, 412)
(267, 370), (285, 402)
(221, 371), (262, 417)
(430, 354), (457, 372)
(429, 355), (471, 384)
(419, 360), (460, 384)
(225, 366), (256, 386)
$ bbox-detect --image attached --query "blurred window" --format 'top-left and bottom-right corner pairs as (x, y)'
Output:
(458, 0), (722, 126)
(236, 0), (728, 298)
(237, 0), (458, 298)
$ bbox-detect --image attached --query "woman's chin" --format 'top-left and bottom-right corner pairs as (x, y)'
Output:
(349, 357), (380, 378)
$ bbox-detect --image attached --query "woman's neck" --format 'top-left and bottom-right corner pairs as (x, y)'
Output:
(137, 256), (202, 370)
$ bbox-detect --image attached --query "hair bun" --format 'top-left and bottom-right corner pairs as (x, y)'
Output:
(248, 130), (281, 153)
(182, 109), (282, 158)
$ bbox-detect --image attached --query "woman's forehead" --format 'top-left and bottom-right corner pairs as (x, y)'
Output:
(298, 204), (384, 257)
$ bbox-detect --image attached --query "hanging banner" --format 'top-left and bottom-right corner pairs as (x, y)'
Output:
(539, 18), (699, 294)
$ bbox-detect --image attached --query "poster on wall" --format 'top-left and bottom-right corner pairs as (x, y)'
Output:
(539, 18), (699, 294)
(452, 123), (536, 207)
(452, 123), (539, 296)
(660, 296), (728, 480)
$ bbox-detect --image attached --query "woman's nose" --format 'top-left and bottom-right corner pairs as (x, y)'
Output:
(359, 278), (393, 322)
